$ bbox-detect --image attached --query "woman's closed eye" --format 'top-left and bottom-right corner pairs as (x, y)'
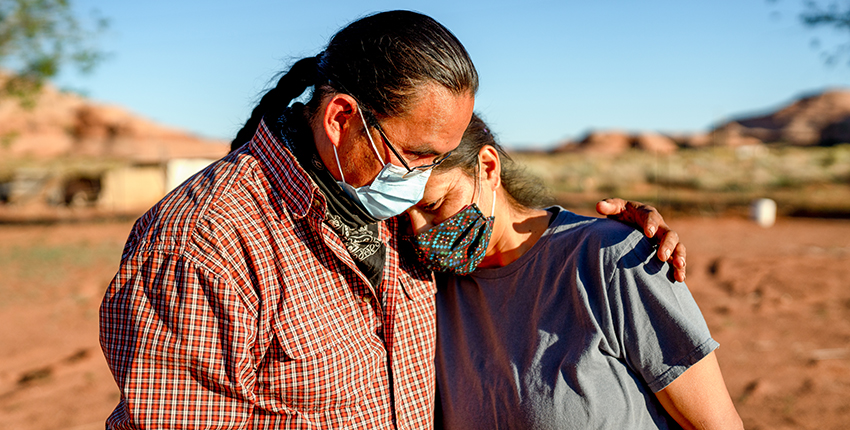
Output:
(420, 198), (443, 213)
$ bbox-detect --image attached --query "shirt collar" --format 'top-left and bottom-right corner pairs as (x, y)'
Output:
(249, 117), (324, 220)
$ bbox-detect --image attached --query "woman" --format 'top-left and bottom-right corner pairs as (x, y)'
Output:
(407, 115), (743, 429)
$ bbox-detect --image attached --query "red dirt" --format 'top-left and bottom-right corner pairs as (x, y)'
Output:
(0, 215), (848, 429)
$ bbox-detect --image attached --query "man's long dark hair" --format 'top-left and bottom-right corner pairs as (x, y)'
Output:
(230, 10), (479, 151)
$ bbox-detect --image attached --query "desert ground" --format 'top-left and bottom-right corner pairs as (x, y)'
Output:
(0, 213), (848, 430)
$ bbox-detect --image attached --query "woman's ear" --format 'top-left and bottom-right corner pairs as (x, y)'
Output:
(322, 93), (358, 149)
(478, 145), (501, 190)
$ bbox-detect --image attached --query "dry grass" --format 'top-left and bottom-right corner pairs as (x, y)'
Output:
(512, 144), (850, 217)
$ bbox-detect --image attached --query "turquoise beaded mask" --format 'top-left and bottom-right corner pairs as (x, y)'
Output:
(411, 190), (495, 275)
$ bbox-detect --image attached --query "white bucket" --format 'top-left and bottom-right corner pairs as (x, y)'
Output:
(750, 198), (777, 228)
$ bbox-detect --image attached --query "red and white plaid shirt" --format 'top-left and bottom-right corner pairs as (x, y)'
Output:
(100, 119), (437, 429)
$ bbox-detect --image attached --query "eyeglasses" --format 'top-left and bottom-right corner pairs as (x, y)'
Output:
(363, 109), (454, 178)
(330, 80), (453, 175)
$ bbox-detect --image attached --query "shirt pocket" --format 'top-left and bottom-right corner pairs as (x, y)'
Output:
(258, 294), (383, 414)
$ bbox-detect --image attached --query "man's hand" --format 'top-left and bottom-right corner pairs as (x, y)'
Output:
(596, 198), (687, 282)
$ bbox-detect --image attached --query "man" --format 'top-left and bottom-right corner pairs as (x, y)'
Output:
(100, 10), (684, 429)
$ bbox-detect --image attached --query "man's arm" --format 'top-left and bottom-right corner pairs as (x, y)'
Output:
(100, 250), (258, 429)
(655, 352), (744, 430)
(597, 198), (687, 282)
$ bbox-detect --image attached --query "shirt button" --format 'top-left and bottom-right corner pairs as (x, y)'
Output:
(362, 296), (372, 304)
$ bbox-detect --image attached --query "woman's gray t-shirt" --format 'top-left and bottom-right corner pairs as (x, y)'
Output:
(434, 207), (718, 430)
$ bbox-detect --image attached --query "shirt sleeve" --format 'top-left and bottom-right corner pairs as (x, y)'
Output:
(604, 230), (719, 393)
(100, 247), (259, 429)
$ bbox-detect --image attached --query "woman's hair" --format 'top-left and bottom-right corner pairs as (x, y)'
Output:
(230, 10), (479, 151)
(437, 113), (553, 210)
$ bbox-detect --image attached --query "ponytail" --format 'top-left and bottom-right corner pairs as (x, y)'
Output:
(230, 55), (320, 152)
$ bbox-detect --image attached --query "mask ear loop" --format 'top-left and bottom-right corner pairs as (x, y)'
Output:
(490, 188), (496, 218)
(333, 146), (346, 184)
(334, 104), (380, 186)
(357, 105), (386, 165)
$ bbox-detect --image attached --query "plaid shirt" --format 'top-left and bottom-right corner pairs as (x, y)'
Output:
(100, 119), (437, 429)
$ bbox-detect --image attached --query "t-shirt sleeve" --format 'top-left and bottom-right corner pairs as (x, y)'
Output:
(602, 228), (718, 393)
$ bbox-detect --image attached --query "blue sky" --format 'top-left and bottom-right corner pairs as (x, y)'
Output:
(56, 1), (850, 148)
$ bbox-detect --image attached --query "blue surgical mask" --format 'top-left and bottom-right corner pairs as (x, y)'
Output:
(333, 109), (432, 220)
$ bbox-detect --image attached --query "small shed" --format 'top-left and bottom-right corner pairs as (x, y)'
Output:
(97, 158), (217, 213)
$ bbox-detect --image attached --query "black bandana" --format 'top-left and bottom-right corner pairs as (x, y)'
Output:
(271, 105), (386, 287)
